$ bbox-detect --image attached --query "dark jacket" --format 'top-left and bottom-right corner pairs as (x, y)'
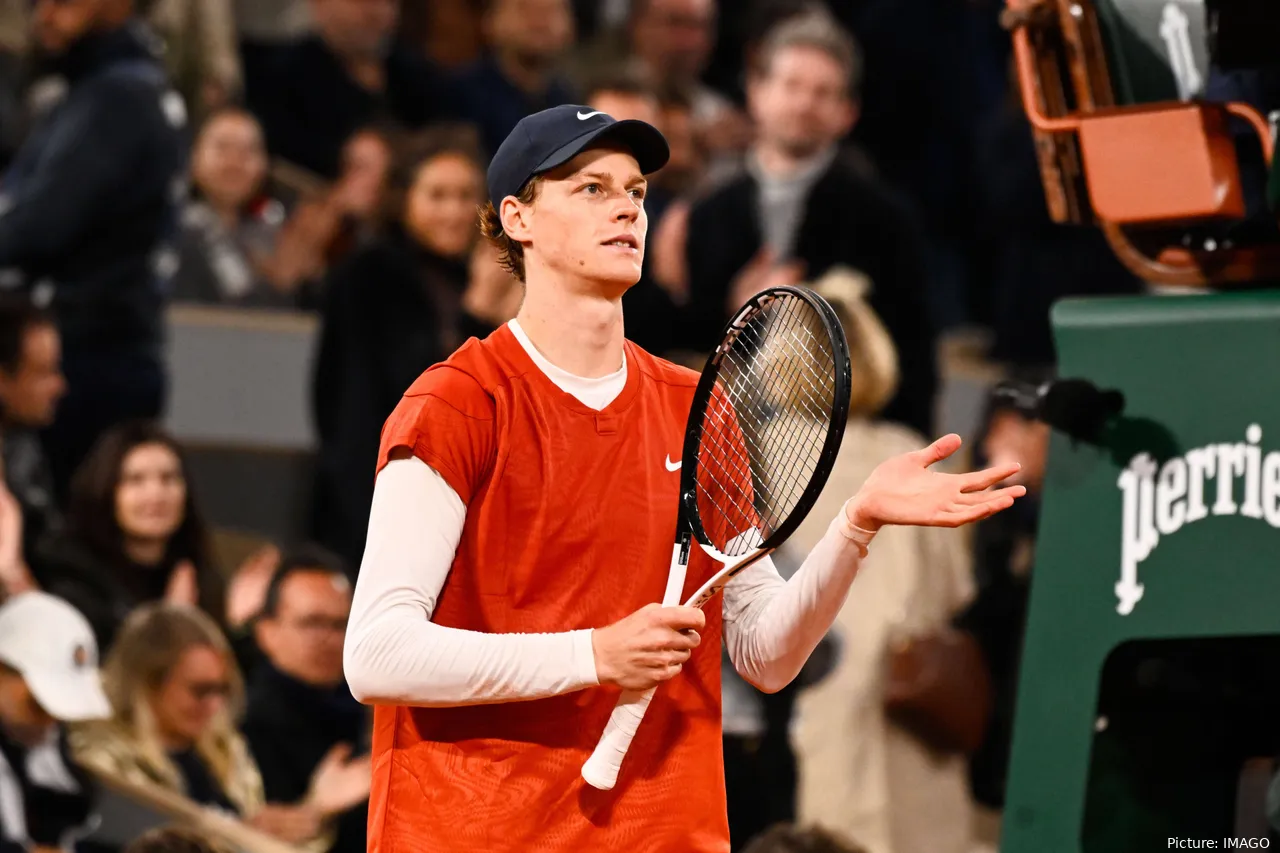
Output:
(684, 154), (939, 435)
(30, 534), (225, 654)
(310, 228), (493, 568)
(448, 54), (576, 160)
(0, 426), (59, 568)
(0, 21), (185, 359)
(244, 37), (452, 180)
(241, 662), (369, 853)
(0, 727), (96, 851)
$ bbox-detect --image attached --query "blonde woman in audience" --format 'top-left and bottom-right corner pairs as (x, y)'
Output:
(786, 267), (976, 853)
(71, 604), (368, 850)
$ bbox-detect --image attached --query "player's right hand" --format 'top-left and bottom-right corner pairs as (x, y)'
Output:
(591, 603), (705, 691)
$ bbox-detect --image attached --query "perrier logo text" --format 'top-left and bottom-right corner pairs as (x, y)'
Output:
(1116, 425), (1278, 616)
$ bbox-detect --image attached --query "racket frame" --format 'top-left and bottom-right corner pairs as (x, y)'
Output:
(580, 285), (852, 792)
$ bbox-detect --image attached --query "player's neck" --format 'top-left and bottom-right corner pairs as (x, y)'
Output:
(516, 275), (625, 379)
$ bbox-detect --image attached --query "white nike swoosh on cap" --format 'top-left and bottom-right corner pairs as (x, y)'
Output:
(577, 110), (605, 121)
(665, 456), (681, 471)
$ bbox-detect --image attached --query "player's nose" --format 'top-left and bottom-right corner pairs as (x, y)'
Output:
(611, 198), (641, 223)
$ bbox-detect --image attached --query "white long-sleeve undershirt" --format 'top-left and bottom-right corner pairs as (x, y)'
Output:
(342, 320), (874, 707)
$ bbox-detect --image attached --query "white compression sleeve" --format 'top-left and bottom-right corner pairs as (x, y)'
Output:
(721, 508), (875, 693)
(342, 457), (599, 707)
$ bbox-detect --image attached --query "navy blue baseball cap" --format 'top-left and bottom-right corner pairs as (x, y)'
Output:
(487, 104), (670, 206)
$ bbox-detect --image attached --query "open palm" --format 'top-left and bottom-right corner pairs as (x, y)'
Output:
(847, 433), (1026, 531)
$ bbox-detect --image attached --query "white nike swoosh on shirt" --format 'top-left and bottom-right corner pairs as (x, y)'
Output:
(665, 456), (682, 472)
(577, 110), (605, 121)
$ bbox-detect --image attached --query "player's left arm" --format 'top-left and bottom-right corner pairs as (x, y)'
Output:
(723, 434), (1024, 693)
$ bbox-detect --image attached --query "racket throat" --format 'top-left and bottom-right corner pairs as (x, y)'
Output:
(661, 533), (693, 607)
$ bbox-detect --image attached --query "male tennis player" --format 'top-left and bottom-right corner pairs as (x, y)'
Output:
(343, 104), (1025, 852)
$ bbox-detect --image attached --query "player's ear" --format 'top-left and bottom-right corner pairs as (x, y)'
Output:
(500, 196), (533, 244)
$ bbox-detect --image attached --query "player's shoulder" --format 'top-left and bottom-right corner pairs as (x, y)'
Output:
(628, 341), (701, 393)
(402, 338), (501, 420)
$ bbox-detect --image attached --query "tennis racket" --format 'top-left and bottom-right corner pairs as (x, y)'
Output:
(580, 284), (852, 791)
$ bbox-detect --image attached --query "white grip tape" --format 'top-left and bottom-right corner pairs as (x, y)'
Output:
(582, 544), (686, 791)
(580, 684), (658, 789)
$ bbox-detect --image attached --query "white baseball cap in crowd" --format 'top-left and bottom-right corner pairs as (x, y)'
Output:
(0, 591), (111, 722)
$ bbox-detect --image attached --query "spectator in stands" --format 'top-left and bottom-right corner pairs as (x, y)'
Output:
(684, 14), (937, 435)
(953, 373), (1051, 812)
(450, 0), (576, 159)
(171, 108), (297, 309)
(145, 0), (241, 120)
(0, 0), (188, 500)
(742, 824), (868, 853)
(625, 0), (751, 170)
(243, 0), (452, 180)
(32, 421), (225, 652)
(786, 268), (974, 853)
(312, 125), (518, 567)
(0, 592), (110, 852)
(123, 827), (223, 853)
(72, 604), (368, 849)
(242, 546), (369, 853)
(0, 297), (64, 567)
(654, 84), (703, 197)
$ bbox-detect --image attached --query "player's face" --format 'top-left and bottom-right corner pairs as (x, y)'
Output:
(115, 443), (187, 545)
(749, 46), (856, 159)
(404, 152), (484, 259)
(510, 147), (649, 292)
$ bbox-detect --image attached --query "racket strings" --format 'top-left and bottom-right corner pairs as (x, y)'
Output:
(695, 294), (838, 556)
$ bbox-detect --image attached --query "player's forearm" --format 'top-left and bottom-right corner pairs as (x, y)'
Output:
(343, 615), (598, 706)
(723, 510), (874, 693)
(345, 456), (600, 707)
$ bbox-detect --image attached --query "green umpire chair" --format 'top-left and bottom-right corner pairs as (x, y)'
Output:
(1000, 291), (1280, 853)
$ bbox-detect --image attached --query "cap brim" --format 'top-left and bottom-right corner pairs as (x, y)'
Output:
(534, 119), (670, 179)
(27, 669), (111, 723)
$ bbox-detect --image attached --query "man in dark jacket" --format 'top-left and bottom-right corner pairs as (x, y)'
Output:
(0, 0), (186, 498)
(242, 547), (369, 853)
(0, 297), (65, 566)
(243, 0), (453, 180)
(684, 13), (937, 436)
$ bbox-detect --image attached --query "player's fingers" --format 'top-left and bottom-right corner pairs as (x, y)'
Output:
(911, 433), (962, 467)
(665, 629), (700, 650)
(658, 662), (684, 682)
(950, 494), (1018, 526)
(959, 462), (1022, 493)
(657, 606), (705, 632)
(664, 648), (692, 666)
(956, 484), (1026, 506)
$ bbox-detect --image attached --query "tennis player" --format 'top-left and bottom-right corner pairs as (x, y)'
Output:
(343, 105), (1025, 852)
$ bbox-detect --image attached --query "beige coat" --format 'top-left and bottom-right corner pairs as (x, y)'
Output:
(787, 419), (976, 853)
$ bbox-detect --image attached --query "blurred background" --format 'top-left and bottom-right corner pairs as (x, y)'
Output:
(0, 0), (1274, 851)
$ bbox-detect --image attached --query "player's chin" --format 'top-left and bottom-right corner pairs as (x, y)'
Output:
(590, 253), (644, 287)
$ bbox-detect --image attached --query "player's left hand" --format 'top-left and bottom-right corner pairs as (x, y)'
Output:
(845, 433), (1026, 532)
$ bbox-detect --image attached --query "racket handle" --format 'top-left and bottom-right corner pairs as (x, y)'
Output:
(581, 542), (687, 791)
(581, 685), (658, 790)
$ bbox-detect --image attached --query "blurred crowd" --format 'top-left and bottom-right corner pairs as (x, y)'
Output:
(0, 0), (1146, 851)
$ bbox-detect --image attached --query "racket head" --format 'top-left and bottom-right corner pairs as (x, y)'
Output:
(678, 285), (852, 557)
